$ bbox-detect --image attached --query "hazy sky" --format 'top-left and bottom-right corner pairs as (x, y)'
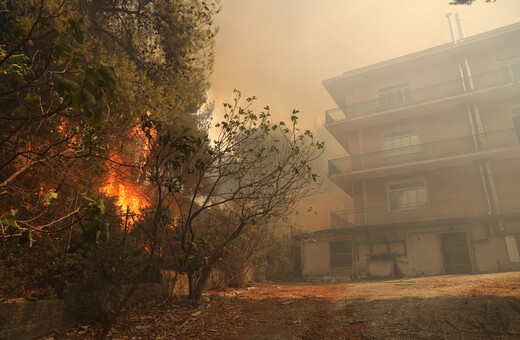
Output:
(208, 0), (520, 231)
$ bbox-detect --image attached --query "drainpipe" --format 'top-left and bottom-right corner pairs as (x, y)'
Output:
(446, 13), (457, 44)
(454, 13), (504, 233)
(471, 105), (502, 216)
(455, 13), (466, 42)
(464, 60), (475, 91)
(467, 105), (479, 149)
(362, 180), (369, 224)
(458, 64), (468, 93)
(451, 13), (474, 91)
(468, 105), (493, 216)
(469, 103), (504, 232)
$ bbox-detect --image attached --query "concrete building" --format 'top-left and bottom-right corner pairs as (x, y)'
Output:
(302, 19), (520, 281)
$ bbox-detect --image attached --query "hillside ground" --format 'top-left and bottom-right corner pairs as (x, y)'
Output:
(42, 271), (520, 339)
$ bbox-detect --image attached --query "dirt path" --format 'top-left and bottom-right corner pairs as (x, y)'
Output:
(343, 272), (520, 339)
(43, 272), (520, 340)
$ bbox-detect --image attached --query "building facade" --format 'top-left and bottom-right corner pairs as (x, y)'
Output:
(302, 21), (520, 281)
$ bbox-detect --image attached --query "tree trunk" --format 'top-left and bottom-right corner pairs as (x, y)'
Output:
(97, 252), (156, 339)
(188, 265), (213, 300)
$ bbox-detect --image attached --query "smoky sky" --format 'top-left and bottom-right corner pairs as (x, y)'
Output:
(208, 0), (520, 231)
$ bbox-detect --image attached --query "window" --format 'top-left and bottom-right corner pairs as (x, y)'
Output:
(383, 128), (420, 157)
(499, 56), (520, 83)
(378, 83), (412, 108)
(330, 240), (353, 268)
(388, 180), (427, 211)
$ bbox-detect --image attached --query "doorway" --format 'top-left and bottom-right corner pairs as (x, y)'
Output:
(440, 232), (473, 274)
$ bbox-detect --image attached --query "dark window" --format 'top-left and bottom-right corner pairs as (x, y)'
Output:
(441, 232), (472, 275)
(330, 240), (353, 268)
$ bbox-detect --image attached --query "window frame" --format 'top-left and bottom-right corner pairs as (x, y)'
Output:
(498, 56), (520, 83)
(386, 178), (428, 212)
(378, 83), (413, 108)
(382, 128), (420, 158)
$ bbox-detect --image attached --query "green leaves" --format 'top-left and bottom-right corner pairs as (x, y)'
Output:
(1, 209), (21, 231)
(81, 193), (109, 250)
(67, 18), (87, 44)
(0, 210), (33, 247)
(43, 192), (58, 206)
(52, 74), (80, 94)
(52, 39), (73, 61)
(52, 63), (119, 128)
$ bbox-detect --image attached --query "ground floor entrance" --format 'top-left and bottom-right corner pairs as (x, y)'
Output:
(440, 231), (473, 274)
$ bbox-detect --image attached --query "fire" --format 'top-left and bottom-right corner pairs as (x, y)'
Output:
(102, 176), (146, 216)
(100, 124), (155, 220)
(101, 129), (150, 217)
(101, 153), (150, 217)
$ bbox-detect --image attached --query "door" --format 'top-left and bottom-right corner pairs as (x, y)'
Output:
(441, 232), (473, 274)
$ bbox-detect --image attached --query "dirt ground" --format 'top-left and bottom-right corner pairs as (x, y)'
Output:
(43, 271), (520, 340)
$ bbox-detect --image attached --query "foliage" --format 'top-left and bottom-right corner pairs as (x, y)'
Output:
(0, 0), (218, 314)
(144, 90), (324, 299)
(0, 0), (218, 245)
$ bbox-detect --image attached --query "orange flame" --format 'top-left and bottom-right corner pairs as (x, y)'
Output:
(101, 126), (154, 218)
(101, 172), (147, 216)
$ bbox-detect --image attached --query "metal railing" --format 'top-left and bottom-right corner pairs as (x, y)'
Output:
(330, 191), (520, 228)
(325, 68), (517, 124)
(329, 129), (519, 175)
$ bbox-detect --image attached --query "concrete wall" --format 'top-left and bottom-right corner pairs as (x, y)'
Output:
(0, 283), (164, 340)
(162, 270), (189, 296)
(353, 109), (472, 156)
(340, 33), (520, 110)
(301, 238), (330, 276)
(356, 164), (484, 210)
(341, 52), (460, 108)
(464, 36), (520, 75)
(0, 300), (71, 340)
(301, 222), (520, 281)
(491, 159), (520, 194)
(479, 97), (520, 132)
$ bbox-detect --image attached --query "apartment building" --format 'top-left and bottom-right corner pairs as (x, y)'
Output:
(301, 20), (520, 281)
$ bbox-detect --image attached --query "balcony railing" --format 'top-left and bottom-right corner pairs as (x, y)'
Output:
(331, 191), (520, 228)
(329, 129), (519, 175)
(325, 68), (518, 124)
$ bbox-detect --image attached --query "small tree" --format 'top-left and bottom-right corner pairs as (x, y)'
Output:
(152, 90), (323, 300)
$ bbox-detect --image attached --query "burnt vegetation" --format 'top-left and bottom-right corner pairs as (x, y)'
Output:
(0, 0), (322, 337)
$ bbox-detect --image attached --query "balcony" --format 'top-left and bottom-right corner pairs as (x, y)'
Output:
(330, 191), (520, 228)
(325, 67), (519, 124)
(329, 129), (519, 175)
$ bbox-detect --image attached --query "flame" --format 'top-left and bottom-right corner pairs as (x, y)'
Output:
(101, 154), (150, 217)
(100, 124), (156, 221)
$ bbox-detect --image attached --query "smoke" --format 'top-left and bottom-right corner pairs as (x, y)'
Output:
(208, 0), (520, 231)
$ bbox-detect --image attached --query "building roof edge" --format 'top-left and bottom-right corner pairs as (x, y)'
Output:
(323, 21), (520, 84)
